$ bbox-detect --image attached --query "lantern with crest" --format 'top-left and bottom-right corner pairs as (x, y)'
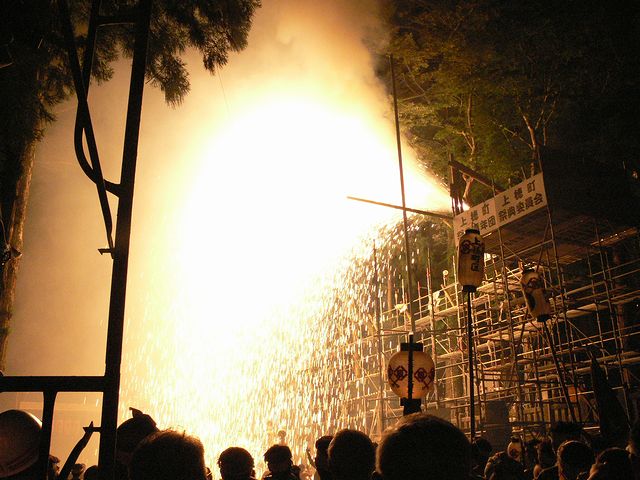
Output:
(457, 229), (485, 291)
(387, 342), (435, 399)
(519, 267), (552, 322)
(456, 228), (485, 438)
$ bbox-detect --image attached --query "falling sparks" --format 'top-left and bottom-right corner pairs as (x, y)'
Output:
(9, 0), (453, 470)
(118, 89), (449, 473)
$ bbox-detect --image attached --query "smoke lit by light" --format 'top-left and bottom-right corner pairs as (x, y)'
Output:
(9, 0), (449, 472)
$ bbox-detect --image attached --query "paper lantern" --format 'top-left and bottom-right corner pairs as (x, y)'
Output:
(387, 343), (435, 399)
(520, 267), (552, 322)
(457, 229), (485, 292)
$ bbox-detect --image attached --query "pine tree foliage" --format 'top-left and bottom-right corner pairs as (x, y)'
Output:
(0, 0), (260, 367)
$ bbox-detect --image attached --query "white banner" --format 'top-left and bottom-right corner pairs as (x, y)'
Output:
(454, 173), (548, 242)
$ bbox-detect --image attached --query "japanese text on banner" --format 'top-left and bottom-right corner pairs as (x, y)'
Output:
(453, 173), (548, 242)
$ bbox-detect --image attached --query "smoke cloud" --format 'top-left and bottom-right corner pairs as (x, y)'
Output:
(4, 0), (448, 468)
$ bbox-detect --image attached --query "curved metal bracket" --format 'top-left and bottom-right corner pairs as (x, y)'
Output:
(58, 0), (116, 253)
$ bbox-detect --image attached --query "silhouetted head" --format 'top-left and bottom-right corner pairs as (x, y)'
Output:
(557, 440), (594, 480)
(537, 439), (555, 469)
(0, 410), (41, 479)
(550, 422), (582, 453)
(507, 437), (524, 463)
(471, 437), (493, 473)
(484, 451), (526, 480)
(129, 430), (207, 480)
(83, 466), (101, 480)
(629, 420), (640, 456)
(586, 462), (615, 480)
(218, 447), (255, 480)
(314, 436), (333, 480)
(595, 447), (633, 479)
(328, 430), (375, 480)
(116, 409), (158, 466)
(264, 445), (293, 475)
(524, 439), (541, 470)
(376, 413), (470, 480)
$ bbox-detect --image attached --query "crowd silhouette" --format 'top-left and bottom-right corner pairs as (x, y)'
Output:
(1, 408), (639, 480)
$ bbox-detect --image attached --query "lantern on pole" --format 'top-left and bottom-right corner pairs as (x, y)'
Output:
(457, 229), (485, 291)
(519, 267), (552, 322)
(519, 264), (578, 423)
(457, 228), (484, 439)
(387, 340), (435, 414)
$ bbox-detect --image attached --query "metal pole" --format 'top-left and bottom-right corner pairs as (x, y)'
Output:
(467, 292), (475, 438)
(546, 206), (583, 423)
(594, 221), (632, 417)
(390, 55), (421, 415)
(98, 0), (152, 476)
(373, 242), (386, 436)
(37, 391), (57, 480)
(494, 189), (525, 425)
(389, 55), (415, 335)
(529, 334), (548, 432)
(541, 321), (578, 423)
(427, 249), (439, 404)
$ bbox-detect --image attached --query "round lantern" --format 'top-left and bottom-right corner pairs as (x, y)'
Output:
(520, 267), (552, 322)
(457, 229), (485, 292)
(387, 343), (435, 399)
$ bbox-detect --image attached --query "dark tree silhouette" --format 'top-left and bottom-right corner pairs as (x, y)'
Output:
(381, 0), (640, 185)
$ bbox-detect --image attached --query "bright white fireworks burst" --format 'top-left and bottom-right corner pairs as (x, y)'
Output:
(118, 95), (449, 475)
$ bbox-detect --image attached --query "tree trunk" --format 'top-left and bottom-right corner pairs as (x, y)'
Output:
(0, 139), (36, 371)
(521, 113), (540, 161)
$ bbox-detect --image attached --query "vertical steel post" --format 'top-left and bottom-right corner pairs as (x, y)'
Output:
(390, 55), (420, 415)
(541, 320), (577, 423)
(427, 249), (439, 405)
(373, 242), (386, 437)
(467, 292), (475, 438)
(493, 181), (525, 425)
(37, 391), (57, 480)
(594, 221), (631, 417)
(98, 0), (152, 476)
(546, 207), (583, 423)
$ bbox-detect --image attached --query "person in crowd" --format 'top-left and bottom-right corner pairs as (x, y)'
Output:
(307, 436), (333, 480)
(508, 437), (525, 464)
(115, 408), (159, 480)
(0, 409), (59, 480)
(627, 421), (640, 480)
(534, 439), (556, 479)
(551, 423), (584, 452)
(538, 422), (584, 480)
(484, 451), (527, 480)
(129, 429), (207, 480)
(297, 462), (313, 480)
(83, 465), (101, 480)
(585, 462), (618, 480)
(327, 429), (375, 480)
(218, 447), (256, 480)
(555, 441), (594, 480)
(524, 439), (541, 479)
(593, 447), (633, 479)
(471, 438), (493, 478)
(263, 445), (298, 480)
(376, 413), (470, 480)
(587, 436), (610, 459)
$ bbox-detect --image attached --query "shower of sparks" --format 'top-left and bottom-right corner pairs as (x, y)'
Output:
(118, 94), (449, 474)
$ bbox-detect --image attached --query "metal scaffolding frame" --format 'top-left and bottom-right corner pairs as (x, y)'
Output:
(342, 167), (640, 447)
(0, 1), (152, 478)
